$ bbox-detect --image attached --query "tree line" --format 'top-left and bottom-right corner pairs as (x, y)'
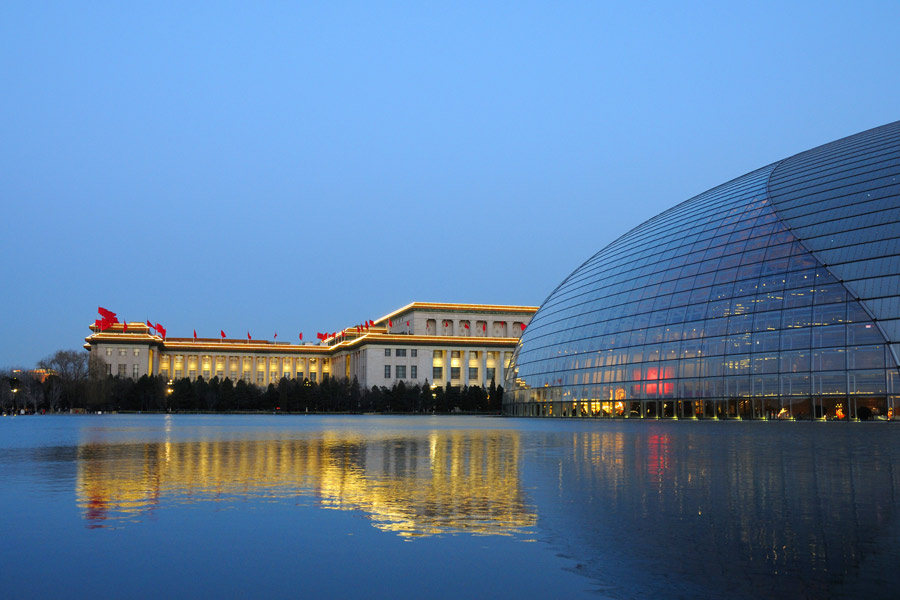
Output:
(2, 349), (504, 414)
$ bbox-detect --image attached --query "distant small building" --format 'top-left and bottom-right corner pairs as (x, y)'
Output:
(84, 302), (537, 390)
(12, 368), (56, 383)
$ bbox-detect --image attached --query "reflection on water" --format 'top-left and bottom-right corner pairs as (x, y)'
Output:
(75, 420), (536, 537)
(529, 422), (900, 599)
(3, 416), (899, 599)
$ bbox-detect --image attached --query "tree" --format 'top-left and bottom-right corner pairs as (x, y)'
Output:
(12, 372), (44, 413)
(393, 380), (410, 412)
(0, 376), (13, 413)
(296, 378), (313, 411)
(420, 380), (434, 413)
(206, 376), (221, 411)
(193, 377), (212, 411)
(219, 377), (235, 411)
(170, 377), (195, 410)
(433, 384), (447, 413)
(264, 383), (278, 410)
(367, 385), (384, 412)
(84, 356), (112, 411)
(234, 379), (252, 410)
(133, 375), (166, 411)
(39, 349), (90, 408)
(277, 377), (291, 411)
(349, 377), (361, 412)
(109, 376), (135, 411)
(444, 384), (460, 412)
(43, 375), (64, 412)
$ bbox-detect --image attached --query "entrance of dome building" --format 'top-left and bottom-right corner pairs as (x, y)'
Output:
(854, 396), (887, 420)
(673, 400), (694, 419)
(737, 398), (765, 420)
(814, 396), (888, 421)
(815, 397), (848, 420)
(717, 399), (740, 419)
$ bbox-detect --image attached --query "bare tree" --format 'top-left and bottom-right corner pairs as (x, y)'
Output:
(43, 376), (64, 412)
(39, 350), (90, 408)
(20, 374), (45, 413)
(39, 349), (89, 383)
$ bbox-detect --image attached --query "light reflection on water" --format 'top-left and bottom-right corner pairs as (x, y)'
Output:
(522, 421), (900, 599)
(2, 415), (899, 599)
(75, 417), (536, 537)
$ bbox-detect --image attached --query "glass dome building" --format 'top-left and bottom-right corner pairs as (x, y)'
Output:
(505, 121), (900, 420)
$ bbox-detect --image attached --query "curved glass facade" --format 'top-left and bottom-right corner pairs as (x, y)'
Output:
(505, 121), (900, 420)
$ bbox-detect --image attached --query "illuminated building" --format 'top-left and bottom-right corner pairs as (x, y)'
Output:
(85, 302), (536, 390)
(504, 121), (900, 420)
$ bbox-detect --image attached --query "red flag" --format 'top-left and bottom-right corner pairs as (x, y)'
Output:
(97, 308), (118, 331)
(389, 320), (393, 327)
(406, 320), (409, 327)
(464, 322), (469, 329)
(520, 323), (527, 331)
(147, 320), (155, 330)
(247, 332), (251, 340)
(155, 323), (166, 340)
(221, 330), (226, 338)
(274, 332), (277, 340)
(123, 322), (128, 333)
(482, 323), (486, 332)
(299, 332), (303, 341)
(94, 319), (101, 329)
(193, 329), (197, 341)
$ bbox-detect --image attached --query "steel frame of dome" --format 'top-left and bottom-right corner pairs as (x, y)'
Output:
(504, 121), (900, 420)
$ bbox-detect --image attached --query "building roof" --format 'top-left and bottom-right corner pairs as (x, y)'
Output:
(85, 302), (537, 355)
(373, 302), (539, 325)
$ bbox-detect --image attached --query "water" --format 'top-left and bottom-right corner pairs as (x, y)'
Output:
(1, 415), (898, 599)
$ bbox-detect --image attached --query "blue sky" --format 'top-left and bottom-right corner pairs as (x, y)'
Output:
(2, 1), (898, 367)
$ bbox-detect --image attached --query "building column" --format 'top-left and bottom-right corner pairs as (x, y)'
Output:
(498, 351), (506, 386)
(445, 349), (452, 387)
(482, 351), (488, 387)
(463, 350), (470, 387)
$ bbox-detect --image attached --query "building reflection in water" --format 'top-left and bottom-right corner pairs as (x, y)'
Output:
(76, 427), (536, 537)
(538, 423), (900, 599)
(72, 418), (900, 597)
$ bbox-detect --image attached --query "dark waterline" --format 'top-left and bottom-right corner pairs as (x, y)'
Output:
(1, 415), (897, 599)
